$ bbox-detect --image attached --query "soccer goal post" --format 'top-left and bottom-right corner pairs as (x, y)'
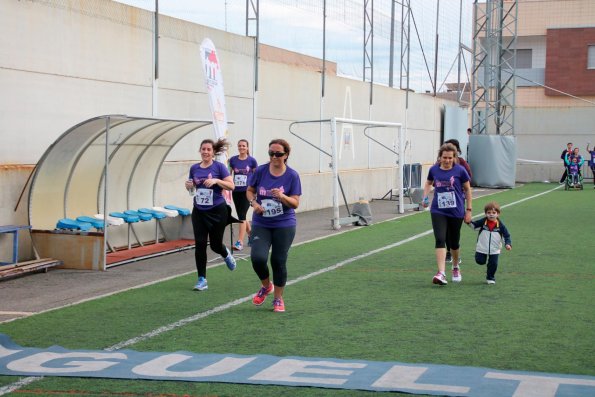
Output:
(289, 117), (404, 230)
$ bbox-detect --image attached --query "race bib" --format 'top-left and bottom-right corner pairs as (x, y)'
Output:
(195, 188), (214, 206)
(436, 191), (456, 209)
(261, 199), (284, 217)
(234, 174), (248, 187)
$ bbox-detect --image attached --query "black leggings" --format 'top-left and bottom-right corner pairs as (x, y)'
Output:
(475, 252), (500, 280)
(431, 213), (463, 249)
(250, 225), (296, 287)
(191, 204), (229, 278)
(232, 190), (250, 221)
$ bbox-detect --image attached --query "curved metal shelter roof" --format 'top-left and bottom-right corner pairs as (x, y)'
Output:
(29, 115), (213, 230)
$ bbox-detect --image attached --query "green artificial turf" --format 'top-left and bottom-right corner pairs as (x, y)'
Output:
(1, 183), (593, 397)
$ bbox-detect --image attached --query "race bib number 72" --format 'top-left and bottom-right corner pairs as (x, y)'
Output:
(195, 188), (214, 206)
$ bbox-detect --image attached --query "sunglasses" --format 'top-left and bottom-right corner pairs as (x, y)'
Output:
(268, 151), (286, 158)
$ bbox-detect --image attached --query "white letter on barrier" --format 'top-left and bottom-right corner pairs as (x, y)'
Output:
(485, 372), (595, 397)
(372, 365), (470, 393)
(0, 345), (21, 359)
(249, 359), (366, 385)
(132, 354), (256, 377)
(7, 352), (126, 373)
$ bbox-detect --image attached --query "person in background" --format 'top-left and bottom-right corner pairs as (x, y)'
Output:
(246, 139), (302, 312)
(466, 128), (472, 159)
(564, 150), (585, 187)
(229, 139), (258, 251)
(443, 138), (472, 265)
(422, 143), (473, 285)
(559, 142), (573, 183)
(185, 138), (237, 291)
(586, 142), (595, 187)
(468, 201), (512, 285)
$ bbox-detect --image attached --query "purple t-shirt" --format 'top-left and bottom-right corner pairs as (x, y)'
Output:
(427, 164), (470, 219)
(249, 164), (302, 228)
(229, 155), (258, 192)
(568, 163), (580, 175)
(188, 161), (230, 211)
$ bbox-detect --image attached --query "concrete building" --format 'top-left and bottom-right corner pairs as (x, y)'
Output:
(511, 0), (595, 181)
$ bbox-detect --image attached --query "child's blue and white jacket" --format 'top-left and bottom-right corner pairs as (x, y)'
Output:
(468, 217), (512, 255)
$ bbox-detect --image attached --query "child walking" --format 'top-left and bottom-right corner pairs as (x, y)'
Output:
(468, 202), (512, 284)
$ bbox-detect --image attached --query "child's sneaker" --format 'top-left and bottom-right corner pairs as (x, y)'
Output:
(272, 297), (285, 312)
(252, 283), (274, 305)
(193, 277), (208, 291)
(233, 240), (243, 251)
(224, 247), (236, 271)
(486, 279), (496, 285)
(452, 266), (462, 282)
(432, 272), (447, 285)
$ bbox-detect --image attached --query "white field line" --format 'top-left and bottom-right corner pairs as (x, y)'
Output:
(0, 185), (560, 395)
(0, 312), (34, 316)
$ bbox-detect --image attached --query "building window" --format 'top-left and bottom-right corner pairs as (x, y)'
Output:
(588, 45), (595, 69)
(503, 49), (532, 69)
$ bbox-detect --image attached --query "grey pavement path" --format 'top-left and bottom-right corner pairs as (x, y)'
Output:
(0, 189), (498, 323)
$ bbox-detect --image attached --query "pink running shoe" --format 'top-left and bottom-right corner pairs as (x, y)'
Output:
(452, 267), (462, 282)
(252, 283), (274, 306)
(272, 297), (285, 312)
(432, 272), (447, 285)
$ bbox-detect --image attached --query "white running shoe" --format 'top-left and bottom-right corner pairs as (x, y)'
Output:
(432, 272), (447, 285)
(193, 277), (208, 291)
(452, 267), (462, 282)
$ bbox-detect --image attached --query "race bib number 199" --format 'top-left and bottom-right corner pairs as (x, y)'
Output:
(436, 191), (456, 209)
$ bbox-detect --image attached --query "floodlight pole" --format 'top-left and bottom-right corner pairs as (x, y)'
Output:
(330, 118), (340, 230)
(246, 0), (259, 150)
(152, 0), (159, 117)
(102, 116), (110, 271)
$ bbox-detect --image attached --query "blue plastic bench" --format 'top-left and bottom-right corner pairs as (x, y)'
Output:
(56, 218), (92, 232)
(124, 210), (152, 222)
(109, 212), (140, 223)
(76, 216), (104, 230)
(109, 212), (141, 249)
(164, 205), (191, 216)
(138, 208), (168, 244)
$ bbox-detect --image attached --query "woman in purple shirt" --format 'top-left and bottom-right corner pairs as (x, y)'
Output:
(184, 139), (236, 291)
(246, 139), (302, 312)
(587, 142), (595, 187)
(422, 143), (473, 286)
(228, 139), (258, 251)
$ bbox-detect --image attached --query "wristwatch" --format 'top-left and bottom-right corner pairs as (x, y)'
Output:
(466, 207), (472, 211)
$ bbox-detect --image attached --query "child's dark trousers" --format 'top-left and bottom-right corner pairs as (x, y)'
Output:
(475, 252), (500, 281)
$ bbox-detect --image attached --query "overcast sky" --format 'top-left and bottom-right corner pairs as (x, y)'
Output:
(114, 0), (472, 93)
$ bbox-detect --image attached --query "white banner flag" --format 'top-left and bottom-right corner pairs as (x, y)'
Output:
(200, 38), (231, 204)
(200, 38), (228, 141)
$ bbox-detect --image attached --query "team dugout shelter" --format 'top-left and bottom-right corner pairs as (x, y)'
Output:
(28, 115), (216, 271)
